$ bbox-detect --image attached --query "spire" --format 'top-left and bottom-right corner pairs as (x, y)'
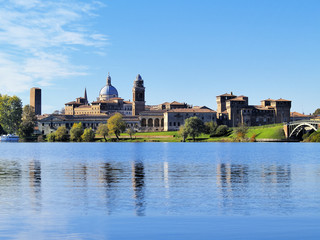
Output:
(107, 72), (111, 86)
(84, 88), (88, 104)
(136, 74), (142, 81)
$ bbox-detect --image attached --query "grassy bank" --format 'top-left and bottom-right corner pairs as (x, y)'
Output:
(95, 124), (286, 142)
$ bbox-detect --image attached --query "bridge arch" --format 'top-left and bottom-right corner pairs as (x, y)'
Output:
(289, 123), (317, 138)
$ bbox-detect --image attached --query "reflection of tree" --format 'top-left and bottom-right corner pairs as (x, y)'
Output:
(216, 163), (249, 213)
(131, 161), (146, 216)
(0, 161), (22, 182)
(29, 160), (41, 211)
(216, 163), (292, 215)
(100, 162), (123, 215)
(260, 164), (292, 214)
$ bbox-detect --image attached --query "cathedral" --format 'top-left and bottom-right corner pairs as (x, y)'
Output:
(64, 73), (145, 116)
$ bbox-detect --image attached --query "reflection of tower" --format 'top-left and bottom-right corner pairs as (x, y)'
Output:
(29, 160), (41, 210)
(131, 161), (145, 216)
(132, 74), (145, 116)
(30, 87), (41, 115)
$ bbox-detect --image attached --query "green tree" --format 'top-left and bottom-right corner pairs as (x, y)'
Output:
(96, 123), (109, 141)
(178, 125), (188, 142)
(126, 127), (135, 139)
(107, 113), (126, 140)
(47, 132), (56, 142)
(55, 126), (69, 142)
(184, 117), (205, 141)
(214, 125), (229, 137)
(234, 123), (249, 142)
(205, 121), (218, 135)
(70, 122), (84, 142)
(18, 105), (37, 139)
(81, 128), (95, 142)
(0, 94), (23, 134)
(313, 108), (320, 116)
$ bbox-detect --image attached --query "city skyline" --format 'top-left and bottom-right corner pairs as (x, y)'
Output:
(0, 0), (319, 114)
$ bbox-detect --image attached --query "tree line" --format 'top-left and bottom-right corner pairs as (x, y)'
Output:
(46, 113), (128, 142)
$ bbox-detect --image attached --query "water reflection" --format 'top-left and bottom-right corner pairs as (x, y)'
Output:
(131, 161), (146, 216)
(29, 160), (41, 211)
(216, 163), (293, 214)
(99, 162), (123, 215)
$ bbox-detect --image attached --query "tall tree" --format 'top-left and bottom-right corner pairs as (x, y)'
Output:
(0, 94), (23, 134)
(97, 123), (109, 141)
(18, 105), (37, 139)
(184, 117), (205, 141)
(70, 122), (84, 142)
(178, 125), (188, 142)
(107, 113), (126, 140)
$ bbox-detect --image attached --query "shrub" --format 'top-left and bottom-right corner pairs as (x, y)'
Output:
(47, 132), (56, 142)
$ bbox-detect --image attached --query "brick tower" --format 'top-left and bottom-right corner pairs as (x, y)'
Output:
(30, 87), (41, 115)
(132, 74), (145, 116)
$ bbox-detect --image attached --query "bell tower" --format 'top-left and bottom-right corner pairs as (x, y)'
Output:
(132, 74), (145, 116)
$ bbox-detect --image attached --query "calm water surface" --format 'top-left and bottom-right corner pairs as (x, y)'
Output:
(0, 142), (319, 239)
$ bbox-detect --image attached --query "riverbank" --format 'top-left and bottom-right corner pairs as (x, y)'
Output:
(95, 124), (290, 142)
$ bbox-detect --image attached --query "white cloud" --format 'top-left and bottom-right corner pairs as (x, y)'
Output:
(0, 0), (107, 94)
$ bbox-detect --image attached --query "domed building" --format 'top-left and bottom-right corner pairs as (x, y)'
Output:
(99, 73), (119, 101)
(64, 73), (139, 116)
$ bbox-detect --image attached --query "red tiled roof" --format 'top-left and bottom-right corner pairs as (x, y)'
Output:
(170, 101), (185, 105)
(168, 108), (216, 113)
(290, 112), (311, 117)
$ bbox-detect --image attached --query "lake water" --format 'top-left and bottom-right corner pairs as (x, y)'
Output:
(0, 142), (319, 239)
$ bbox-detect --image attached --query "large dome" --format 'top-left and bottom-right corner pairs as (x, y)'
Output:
(99, 85), (118, 98)
(99, 74), (119, 100)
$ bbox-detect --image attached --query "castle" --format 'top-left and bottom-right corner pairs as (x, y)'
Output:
(37, 74), (291, 135)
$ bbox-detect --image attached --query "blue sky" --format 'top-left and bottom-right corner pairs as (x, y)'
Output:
(0, 0), (319, 114)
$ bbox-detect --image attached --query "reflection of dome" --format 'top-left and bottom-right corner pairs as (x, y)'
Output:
(99, 74), (119, 100)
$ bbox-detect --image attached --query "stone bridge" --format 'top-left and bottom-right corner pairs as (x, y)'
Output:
(284, 120), (320, 139)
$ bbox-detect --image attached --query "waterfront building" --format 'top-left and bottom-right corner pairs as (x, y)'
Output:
(36, 75), (292, 134)
(216, 93), (291, 127)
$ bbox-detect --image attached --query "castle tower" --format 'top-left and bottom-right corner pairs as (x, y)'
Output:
(30, 87), (41, 115)
(132, 74), (145, 116)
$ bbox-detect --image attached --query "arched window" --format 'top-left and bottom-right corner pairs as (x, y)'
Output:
(154, 118), (159, 127)
(141, 118), (146, 127)
(148, 118), (153, 127)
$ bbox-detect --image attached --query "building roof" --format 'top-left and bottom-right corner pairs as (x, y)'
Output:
(167, 108), (216, 113)
(217, 93), (236, 97)
(229, 97), (246, 102)
(275, 98), (291, 102)
(290, 112), (311, 117)
(65, 101), (83, 105)
(170, 101), (185, 105)
(193, 106), (212, 110)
